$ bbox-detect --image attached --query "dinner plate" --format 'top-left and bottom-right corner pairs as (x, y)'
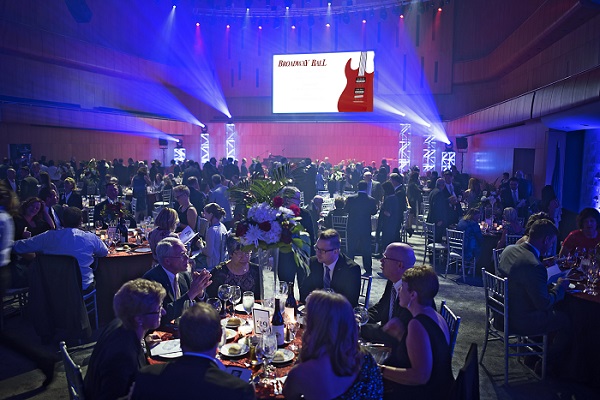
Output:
(271, 348), (295, 364)
(114, 247), (127, 252)
(160, 351), (183, 359)
(220, 343), (249, 357)
(225, 328), (237, 340)
(150, 339), (182, 358)
(234, 303), (264, 313)
(569, 283), (576, 289)
(133, 247), (152, 253)
(221, 317), (247, 329)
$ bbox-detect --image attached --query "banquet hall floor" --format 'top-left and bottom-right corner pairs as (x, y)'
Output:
(1, 233), (598, 399)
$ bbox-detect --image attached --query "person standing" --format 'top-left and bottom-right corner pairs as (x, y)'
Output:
(344, 181), (377, 276)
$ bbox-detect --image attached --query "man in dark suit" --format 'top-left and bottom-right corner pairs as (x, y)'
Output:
(142, 237), (212, 325)
(93, 182), (136, 228)
(389, 173), (408, 231)
(59, 177), (83, 209)
(441, 169), (462, 225)
(297, 229), (361, 307)
(39, 187), (62, 229)
(1, 168), (18, 194)
(427, 178), (447, 243)
(498, 219), (570, 373)
(364, 170), (383, 204)
(500, 177), (528, 218)
(362, 243), (416, 345)
(186, 176), (206, 213)
(344, 180), (378, 276)
(132, 303), (255, 400)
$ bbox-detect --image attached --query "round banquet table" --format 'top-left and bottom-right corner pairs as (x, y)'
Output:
(556, 275), (600, 387)
(95, 247), (154, 326)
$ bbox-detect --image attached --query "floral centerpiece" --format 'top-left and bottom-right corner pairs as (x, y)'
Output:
(99, 201), (130, 223)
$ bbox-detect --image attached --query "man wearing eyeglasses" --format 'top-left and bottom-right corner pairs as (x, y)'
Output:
(143, 237), (212, 325)
(297, 229), (361, 307)
(361, 242), (416, 345)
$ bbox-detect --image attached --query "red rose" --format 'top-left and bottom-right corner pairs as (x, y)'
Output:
(273, 196), (284, 208)
(280, 228), (292, 244)
(258, 221), (271, 231)
(236, 223), (248, 237)
(289, 204), (301, 217)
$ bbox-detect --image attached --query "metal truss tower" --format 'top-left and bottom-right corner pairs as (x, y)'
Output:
(441, 151), (456, 171)
(225, 123), (237, 160)
(398, 124), (411, 172)
(422, 134), (436, 172)
(200, 133), (210, 165)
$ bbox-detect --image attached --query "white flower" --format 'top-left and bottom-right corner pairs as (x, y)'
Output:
(240, 224), (263, 247)
(481, 196), (487, 202)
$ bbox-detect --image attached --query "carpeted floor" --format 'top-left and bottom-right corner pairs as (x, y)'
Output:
(1, 233), (598, 399)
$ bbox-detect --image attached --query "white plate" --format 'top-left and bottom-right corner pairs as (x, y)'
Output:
(114, 247), (127, 252)
(234, 303), (263, 313)
(221, 317), (247, 329)
(569, 283), (576, 289)
(271, 348), (295, 364)
(160, 351), (183, 359)
(225, 328), (237, 340)
(150, 339), (182, 358)
(220, 343), (249, 357)
(133, 247), (152, 253)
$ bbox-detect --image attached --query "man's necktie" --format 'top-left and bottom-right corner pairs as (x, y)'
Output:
(323, 267), (331, 290)
(389, 287), (398, 321)
(173, 274), (181, 299)
(513, 190), (518, 204)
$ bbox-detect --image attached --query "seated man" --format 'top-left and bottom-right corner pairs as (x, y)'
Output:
(362, 243), (416, 345)
(297, 229), (361, 307)
(93, 181), (136, 228)
(322, 196), (346, 229)
(59, 177), (83, 209)
(498, 219), (570, 372)
(143, 237), (212, 325)
(131, 303), (255, 399)
(13, 207), (108, 292)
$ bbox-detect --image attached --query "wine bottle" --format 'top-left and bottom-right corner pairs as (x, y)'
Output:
(271, 298), (285, 346)
(118, 218), (128, 244)
(284, 281), (297, 323)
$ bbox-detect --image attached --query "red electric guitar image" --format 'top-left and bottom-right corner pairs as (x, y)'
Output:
(337, 51), (374, 112)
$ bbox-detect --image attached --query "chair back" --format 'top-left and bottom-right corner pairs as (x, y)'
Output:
(440, 300), (461, 358)
(446, 229), (465, 257)
(332, 215), (349, 253)
(161, 189), (172, 204)
(359, 275), (373, 308)
(492, 248), (503, 275)
(60, 341), (85, 400)
(505, 234), (521, 246)
(450, 342), (480, 400)
(424, 222), (436, 243)
(481, 269), (508, 333)
(29, 254), (92, 340)
(130, 197), (137, 214)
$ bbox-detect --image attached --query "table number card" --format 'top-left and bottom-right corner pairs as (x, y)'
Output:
(253, 308), (271, 334)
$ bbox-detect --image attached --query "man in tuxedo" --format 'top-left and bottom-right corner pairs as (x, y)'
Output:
(93, 182), (135, 228)
(442, 169), (462, 225)
(498, 219), (570, 373)
(344, 180), (378, 276)
(38, 187), (62, 230)
(427, 178), (447, 243)
(143, 237), (212, 326)
(1, 168), (18, 194)
(297, 229), (361, 307)
(501, 177), (528, 218)
(59, 177), (83, 209)
(132, 303), (255, 400)
(364, 170), (383, 204)
(362, 243), (416, 345)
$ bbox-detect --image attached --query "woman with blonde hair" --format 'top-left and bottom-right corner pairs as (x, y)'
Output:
(380, 266), (454, 399)
(283, 291), (383, 400)
(496, 206), (525, 249)
(148, 207), (179, 262)
(84, 278), (166, 399)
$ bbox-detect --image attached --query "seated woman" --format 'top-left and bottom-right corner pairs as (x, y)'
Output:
(148, 207), (179, 263)
(198, 203), (228, 270)
(173, 185), (198, 233)
(206, 234), (260, 300)
(283, 290), (383, 400)
(559, 207), (600, 256)
(496, 207), (525, 249)
(462, 178), (482, 209)
(84, 278), (166, 400)
(380, 266), (454, 400)
(456, 208), (483, 261)
(13, 197), (54, 240)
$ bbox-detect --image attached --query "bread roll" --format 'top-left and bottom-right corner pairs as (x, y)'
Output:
(228, 317), (242, 327)
(228, 344), (242, 355)
(273, 350), (285, 362)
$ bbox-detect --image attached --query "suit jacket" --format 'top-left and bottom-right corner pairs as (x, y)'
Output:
(142, 265), (194, 324)
(441, 186), (462, 225)
(376, 194), (401, 246)
(132, 355), (255, 400)
(59, 190), (83, 209)
(427, 187), (446, 225)
(368, 180), (384, 203)
(297, 253), (361, 307)
(498, 243), (565, 335)
(1, 178), (17, 193)
(344, 192), (377, 237)
(394, 184), (408, 216)
(500, 188), (528, 217)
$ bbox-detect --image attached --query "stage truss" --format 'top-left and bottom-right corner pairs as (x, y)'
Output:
(226, 123), (237, 160)
(422, 134), (436, 172)
(398, 124), (411, 172)
(200, 133), (210, 165)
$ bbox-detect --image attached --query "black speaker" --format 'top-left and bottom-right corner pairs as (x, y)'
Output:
(64, 0), (93, 23)
(158, 139), (168, 148)
(456, 137), (468, 150)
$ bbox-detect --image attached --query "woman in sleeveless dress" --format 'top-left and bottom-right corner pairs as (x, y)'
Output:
(380, 266), (454, 400)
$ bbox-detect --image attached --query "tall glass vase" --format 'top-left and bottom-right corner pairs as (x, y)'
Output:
(257, 248), (279, 302)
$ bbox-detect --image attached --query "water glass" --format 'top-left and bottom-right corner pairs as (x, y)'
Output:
(242, 291), (255, 316)
(218, 284), (231, 315)
(207, 297), (222, 314)
(257, 333), (277, 379)
(231, 285), (242, 311)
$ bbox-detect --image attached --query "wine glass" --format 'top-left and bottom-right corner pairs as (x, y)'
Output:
(256, 333), (277, 379)
(287, 321), (300, 352)
(231, 285), (242, 313)
(207, 297), (222, 314)
(242, 291), (255, 316)
(218, 284), (231, 316)
(124, 219), (131, 230)
(95, 220), (103, 234)
(584, 260), (599, 296)
(353, 305), (369, 341)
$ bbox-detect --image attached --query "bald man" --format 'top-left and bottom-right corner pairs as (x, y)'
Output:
(363, 243), (416, 345)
